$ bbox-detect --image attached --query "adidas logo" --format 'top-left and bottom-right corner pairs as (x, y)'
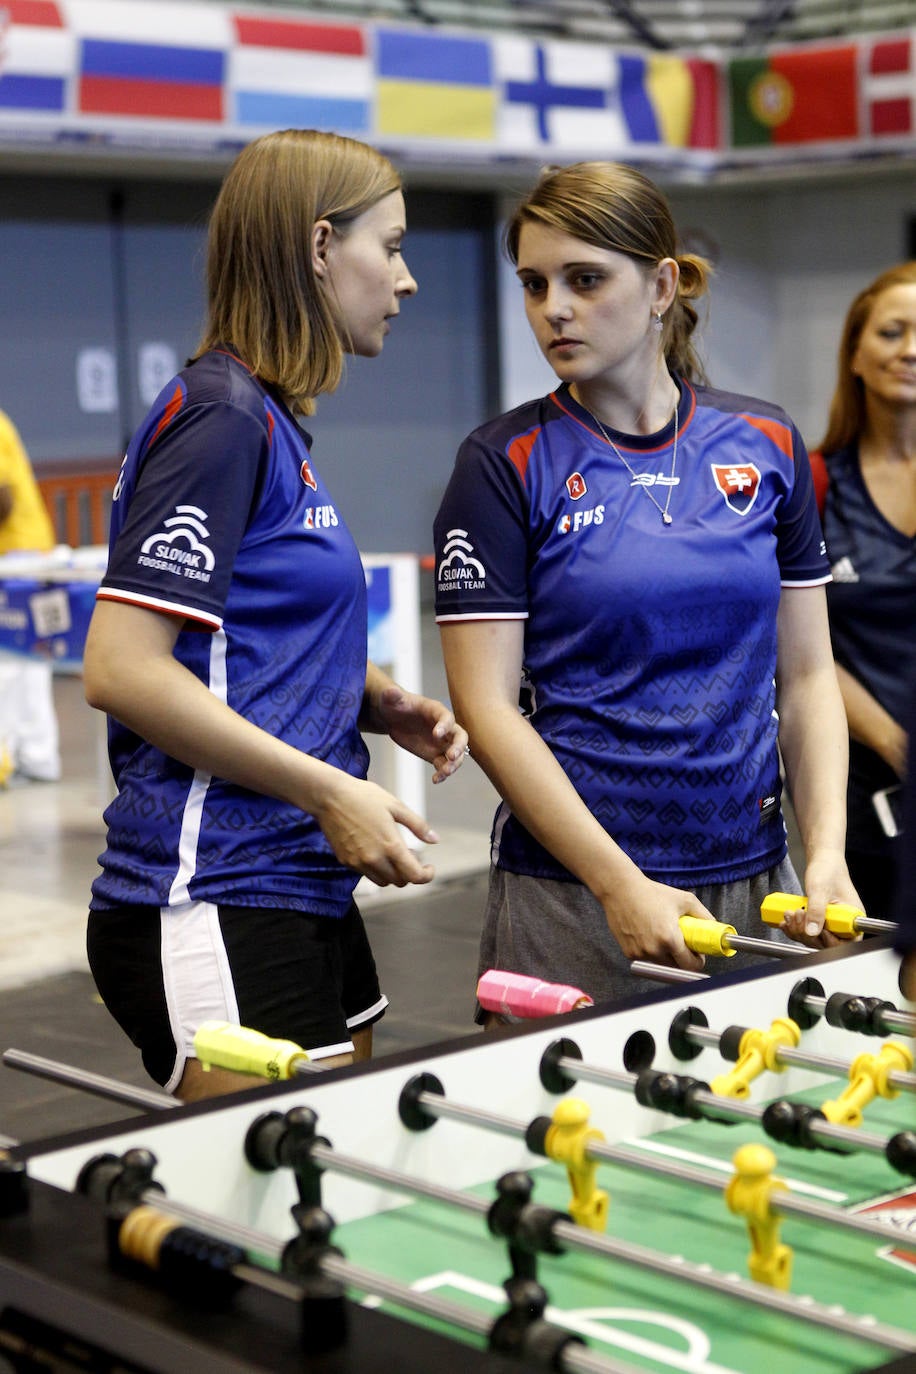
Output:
(830, 556), (859, 582)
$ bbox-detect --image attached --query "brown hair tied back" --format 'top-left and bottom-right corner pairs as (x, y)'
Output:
(505, 161), (712, 384)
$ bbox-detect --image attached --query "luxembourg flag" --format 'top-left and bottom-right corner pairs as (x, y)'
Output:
(71, 0), (230, 122)
(229, 12), (370, 134)
(0, 1), (74, 115)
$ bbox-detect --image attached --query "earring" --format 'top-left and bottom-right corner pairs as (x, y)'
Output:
(652, 312), (664, 332)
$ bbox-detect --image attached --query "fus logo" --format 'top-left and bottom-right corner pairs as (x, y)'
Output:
(711, 463), (761, 515)
(557, 504), (605, 536)
(304, 505), (339, 530)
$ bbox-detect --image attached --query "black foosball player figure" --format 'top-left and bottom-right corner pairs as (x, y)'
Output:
(894, 680), (916, 1001)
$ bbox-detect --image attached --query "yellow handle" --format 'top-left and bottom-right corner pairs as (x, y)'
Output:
(679, 914), (737, 957)
(760, 892), (865, 937)
(193, 1020), (309, 1081)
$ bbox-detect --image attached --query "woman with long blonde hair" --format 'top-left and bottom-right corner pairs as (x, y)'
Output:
(84, 130), (466, 1099)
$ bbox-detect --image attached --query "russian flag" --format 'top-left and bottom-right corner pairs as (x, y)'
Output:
(0, 1), (72, 115)
(73, 1), (229, 122)
(230, 13), (370, 133)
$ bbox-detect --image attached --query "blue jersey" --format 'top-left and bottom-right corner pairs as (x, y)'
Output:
(820, 442), (916, 850)
(434, 379), (829, 887)
(91, 349), (368, 917)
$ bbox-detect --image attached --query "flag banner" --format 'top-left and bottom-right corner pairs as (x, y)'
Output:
(619, 52), (719, 149)
(862, 31), (915, 139)
(0, 0), (71, 113)
(495, 37), (626, 151)
(71, 1), (229, 121)
(728, 42), (859, 147)
(375, 28), (495, 141)
(494, 38), (718, 159)
(230, 13), (370, 133)
(0, 2), (912, 172)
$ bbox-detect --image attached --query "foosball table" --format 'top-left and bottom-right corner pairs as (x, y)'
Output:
(2, 936), (914, 1374)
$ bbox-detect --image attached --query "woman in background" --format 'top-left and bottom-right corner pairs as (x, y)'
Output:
(434, 161), (860, 1012)
(84, 130), (466, 1099)
(810, 262), (916, 920)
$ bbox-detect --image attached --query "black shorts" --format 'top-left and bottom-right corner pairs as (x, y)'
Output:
(87, 900), (387, 1091)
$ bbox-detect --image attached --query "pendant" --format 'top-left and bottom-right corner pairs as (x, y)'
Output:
(662, 513), (672, 525)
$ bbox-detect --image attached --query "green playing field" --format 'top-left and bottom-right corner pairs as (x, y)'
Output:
(324, 1083), (916, 1374)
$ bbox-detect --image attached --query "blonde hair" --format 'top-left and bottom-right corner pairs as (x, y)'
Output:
(194, 129), (402, 415)
(505, 161), (712, 383)
(817, 261), (916, 455)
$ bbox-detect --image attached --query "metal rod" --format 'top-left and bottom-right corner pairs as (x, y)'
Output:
(630, 962), (708, 982)
(552, 1053), (901, 1160)
(3, 1049), (176, 1112)
(136, 1159), (916, 1357)
(723, 933), (812, 958)
(800, 991), (916, 1039)
(411, 1083), (911, 1249)
(682, 1022), (916, 1093)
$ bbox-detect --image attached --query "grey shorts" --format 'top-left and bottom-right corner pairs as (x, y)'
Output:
(478, 856), (801, 1014)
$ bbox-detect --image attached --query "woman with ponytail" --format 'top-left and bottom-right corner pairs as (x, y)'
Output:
(433, 161), (860, 1012)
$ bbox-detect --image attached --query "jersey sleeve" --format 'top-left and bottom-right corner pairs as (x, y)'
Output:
(99, 398), (269, 629)
(433, 429), (531, 621)
(776, 426), (831, 588)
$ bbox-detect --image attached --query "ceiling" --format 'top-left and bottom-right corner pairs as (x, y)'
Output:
(242, 0), (916, 50)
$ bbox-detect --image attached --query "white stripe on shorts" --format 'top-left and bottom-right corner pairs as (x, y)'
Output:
(160, 899), (239, 1094)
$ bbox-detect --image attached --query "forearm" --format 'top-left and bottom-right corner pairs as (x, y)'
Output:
(778, 663), (850, 861)
(835, 663), (907, 777)
(359, 660), (400, 733)
(461, 700), (642, 901)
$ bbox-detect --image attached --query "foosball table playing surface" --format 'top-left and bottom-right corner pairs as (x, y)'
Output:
(2, 936), (915, 1374)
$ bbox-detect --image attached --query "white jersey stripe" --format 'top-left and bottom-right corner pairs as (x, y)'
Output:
(167, 629), (227, 905)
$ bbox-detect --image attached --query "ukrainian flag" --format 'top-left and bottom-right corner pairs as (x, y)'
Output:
(375, 29), (495, 140)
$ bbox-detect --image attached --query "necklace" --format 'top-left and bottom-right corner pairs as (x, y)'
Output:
(588, 404), (679, 526)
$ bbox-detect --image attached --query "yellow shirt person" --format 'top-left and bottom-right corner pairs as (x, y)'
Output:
(0, 409), (54, 555)
(0, 409), (59, 783)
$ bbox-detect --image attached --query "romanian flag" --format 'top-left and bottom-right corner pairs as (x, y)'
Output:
(375, 29), (495, 141)
(728, 44), (858, 146)
(0, 0), (71, 114)
(74, 1), (228, 122)
(618, 53), (719, 148)
(230, 13), (370, 133)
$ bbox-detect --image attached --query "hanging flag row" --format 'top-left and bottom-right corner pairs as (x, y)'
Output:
(0, 0), (912, 166)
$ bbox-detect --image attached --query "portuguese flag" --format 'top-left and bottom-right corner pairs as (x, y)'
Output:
(729, 44), (859, 146)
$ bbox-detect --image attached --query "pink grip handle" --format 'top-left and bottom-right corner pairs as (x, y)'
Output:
(476, 969), (593, 1018)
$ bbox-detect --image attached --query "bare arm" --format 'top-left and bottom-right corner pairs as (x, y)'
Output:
(834, 662), (907, 779)
(84, 599), (438, 887)
(439, 619), (708, 968)
(360, 660), (468, 784)
(776, 586), (863, 939)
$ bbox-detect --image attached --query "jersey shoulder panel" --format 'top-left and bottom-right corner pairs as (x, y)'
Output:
(691, 382), (793, 426)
